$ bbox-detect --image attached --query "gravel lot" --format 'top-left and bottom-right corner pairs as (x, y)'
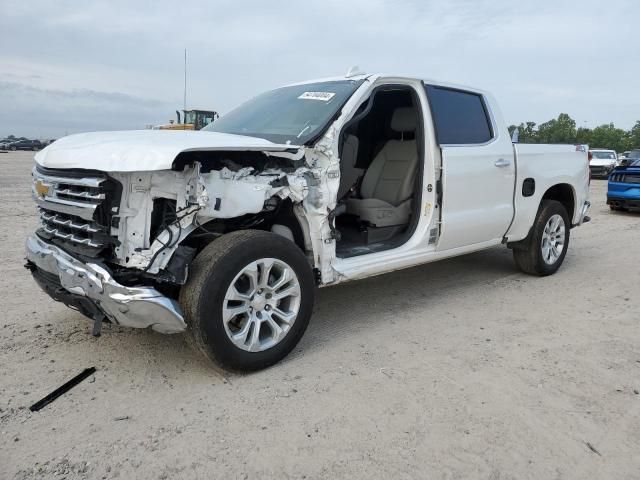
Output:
(1, 150), (639, 479)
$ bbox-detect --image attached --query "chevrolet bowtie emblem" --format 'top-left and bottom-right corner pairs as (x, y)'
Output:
(35, 180), (51, 197)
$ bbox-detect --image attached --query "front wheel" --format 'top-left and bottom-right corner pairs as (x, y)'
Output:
(512, 200), (570, 276)
(180, 230), (315, 371)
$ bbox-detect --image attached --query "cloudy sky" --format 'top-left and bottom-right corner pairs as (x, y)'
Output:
(1, 0), (638, 139)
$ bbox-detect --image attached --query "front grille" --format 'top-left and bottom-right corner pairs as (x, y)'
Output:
(39, 210), (110, 248)
(610, 172), (640, 183)
(33, 166), (121, 256)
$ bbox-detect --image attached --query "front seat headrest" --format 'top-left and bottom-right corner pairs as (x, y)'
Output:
(390, 107), (417, 132)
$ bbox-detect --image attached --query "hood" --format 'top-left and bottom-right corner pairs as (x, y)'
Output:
(34, 130), (301, 172)
(590, 158), (617, 167)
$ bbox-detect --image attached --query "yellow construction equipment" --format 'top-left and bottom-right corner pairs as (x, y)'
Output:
(154, 109), (219, 130)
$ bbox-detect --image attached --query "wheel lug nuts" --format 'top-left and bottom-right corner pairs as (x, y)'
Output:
(266, 293), (272, 299)
(265, 305), (271, 311)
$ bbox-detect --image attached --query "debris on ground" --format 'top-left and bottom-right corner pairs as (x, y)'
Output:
(29, 367), (96, 412)
(585, 441), (602, 456)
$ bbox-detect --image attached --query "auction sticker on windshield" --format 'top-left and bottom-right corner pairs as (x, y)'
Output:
(298, 91), (336, 101)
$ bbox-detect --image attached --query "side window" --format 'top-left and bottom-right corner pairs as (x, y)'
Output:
(425, 85), (493, 144)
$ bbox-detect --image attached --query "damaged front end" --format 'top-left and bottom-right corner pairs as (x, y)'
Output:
(25, 144), (337, 332)
(25, 235), (186, 333)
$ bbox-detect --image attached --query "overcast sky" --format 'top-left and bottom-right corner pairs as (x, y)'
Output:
(1, 0), (638, 139)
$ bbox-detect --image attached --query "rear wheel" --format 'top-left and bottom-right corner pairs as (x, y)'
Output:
(512, 200), (570, 276)
(180, 230), (315, 371)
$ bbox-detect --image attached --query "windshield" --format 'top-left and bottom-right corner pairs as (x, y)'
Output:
(592, 151), (616, 159)
(628, 150), (640, 159)
(203, 80), (363, 144)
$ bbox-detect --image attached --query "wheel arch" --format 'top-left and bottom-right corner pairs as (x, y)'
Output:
(507, 182), (577, 248)
(541, 183), (576, 222)
(180, 197), (309, 256)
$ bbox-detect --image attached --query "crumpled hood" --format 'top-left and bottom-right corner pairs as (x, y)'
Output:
(35, 130), (301, 172)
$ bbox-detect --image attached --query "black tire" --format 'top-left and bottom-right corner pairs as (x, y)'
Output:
(512, 200), (570, 276)
(180, 230), (315, 371)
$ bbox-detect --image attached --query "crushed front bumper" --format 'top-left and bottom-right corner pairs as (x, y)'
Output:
(25, 235), (186, 334)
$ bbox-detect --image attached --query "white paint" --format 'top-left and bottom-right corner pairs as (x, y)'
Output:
(30, 73), (590, 288)
(34, 129), (301, 172)
(435, 95), (516, 250)
(506, 143), (590, 241)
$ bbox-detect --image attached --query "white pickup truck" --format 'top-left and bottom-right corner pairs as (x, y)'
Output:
(26, 73), (590, 371)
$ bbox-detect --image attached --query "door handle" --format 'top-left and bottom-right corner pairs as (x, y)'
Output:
(494, 158), (511, 168)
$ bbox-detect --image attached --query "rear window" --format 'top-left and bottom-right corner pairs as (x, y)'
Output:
(425, 85), (493, 144)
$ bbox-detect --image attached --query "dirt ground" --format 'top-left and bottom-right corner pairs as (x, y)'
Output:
(1, 150), (639, 479)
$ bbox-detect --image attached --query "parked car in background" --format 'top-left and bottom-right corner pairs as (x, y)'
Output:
(589, 149), (618, 177)
(0, 137), (25, 149)
(608, 153), (640, 211)
(6, 139), (43, 151)
(619, 150), (640, 166)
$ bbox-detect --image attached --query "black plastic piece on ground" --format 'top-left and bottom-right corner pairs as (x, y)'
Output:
(583, 215), (591, 223)
(29, 367), (97, 412)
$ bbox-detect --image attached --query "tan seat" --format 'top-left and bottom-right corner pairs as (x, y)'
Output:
(346, 107), (418, 227)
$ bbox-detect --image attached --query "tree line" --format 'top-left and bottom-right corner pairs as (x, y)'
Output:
(508, 114), (640, 153)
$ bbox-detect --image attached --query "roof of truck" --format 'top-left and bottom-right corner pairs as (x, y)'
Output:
(284, 73), (487, 96)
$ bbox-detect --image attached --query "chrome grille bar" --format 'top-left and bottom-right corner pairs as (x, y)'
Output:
(33, 195), (98, 220)
(40, 211), (102, 233)
(32, 167), (105, 220)
(55, 188), (106, 201)
(42, 226), (104, 248)
(33, 167), (116, 252)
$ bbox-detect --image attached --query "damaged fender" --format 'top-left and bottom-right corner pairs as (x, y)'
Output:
(120, 161), (315, 275)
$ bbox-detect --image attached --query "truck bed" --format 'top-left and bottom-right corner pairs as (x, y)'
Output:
(506, 144), (590, 242)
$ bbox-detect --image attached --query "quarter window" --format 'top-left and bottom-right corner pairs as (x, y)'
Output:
(425, 85), (493, 144)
